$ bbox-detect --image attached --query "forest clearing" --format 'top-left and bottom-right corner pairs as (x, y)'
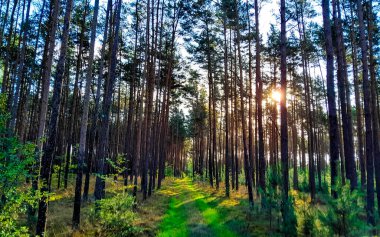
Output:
(0, 0), (380, 236)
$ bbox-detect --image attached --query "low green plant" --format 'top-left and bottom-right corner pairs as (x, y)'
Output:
(293, 191), (316, 236)
(297, 169), (310, 193)
(0, 188), (39, 237)
(281, 197), (297, 237)
(263, 167), (281, 230)
(0, 94), (39, 236)
(107, 154), (126, 175)
(92, 193), (141, 236)
(319, 180), (369, 236)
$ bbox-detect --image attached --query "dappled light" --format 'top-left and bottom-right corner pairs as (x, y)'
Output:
(0, 0), (378, 235)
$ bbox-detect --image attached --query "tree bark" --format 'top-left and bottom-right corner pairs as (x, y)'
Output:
(94, 0), (122, 202)
(36, 0), (73, 234)
(322, 0), (340, 199)
(356, 0), (375, 225)
(280, 0), (289, 201)
(72, 0), (99, 228)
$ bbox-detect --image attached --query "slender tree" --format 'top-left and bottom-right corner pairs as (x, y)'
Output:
(72, 0), (100, 228)
(36, 0), (74, 234)
(322, 0), (339, 199)
(357, 0), (375, 225)
(94, 0), (122, 202)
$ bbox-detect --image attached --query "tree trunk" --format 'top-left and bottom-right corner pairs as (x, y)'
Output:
(72, 0), (99, 228)
(222, 8), (229, 197)
(255, 0), (265, 199)
(356, 0), (375, 225)
(332, 0), (357, 189)
(36, 0), (73, 234)
(94, 0), (122, 202)
(322, 0), (340, 199)
(235, 0), (253, 206)
(280, 0), (289, 201)
(348, 1), (365, 189)
(367, 0), (380, 218)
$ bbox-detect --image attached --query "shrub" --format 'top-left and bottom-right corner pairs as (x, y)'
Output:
(0, 94), (39, 236)
(93, 193), (140, 236)
(281, 197), (297, 237)
(319, 181), (369, 236)
(0, 188), (39, 237)
(262, 167), (281, 230)
(292, 191), (316, 236)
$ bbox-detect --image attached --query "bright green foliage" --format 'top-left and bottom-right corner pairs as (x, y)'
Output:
(281, 197), (297, 237)
(0, 189), (39, 237)
(319, 181), (369, 236)
(294, 192), (316, 236)
(297, 169), (310, 193)
(263, 167), (281, 229)
(0, 94), (38, 236)
(92, 193), (139, 236)
(107, 154), (126, 175)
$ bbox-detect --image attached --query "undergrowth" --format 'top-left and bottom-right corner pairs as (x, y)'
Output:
(91, 193), (142, 236)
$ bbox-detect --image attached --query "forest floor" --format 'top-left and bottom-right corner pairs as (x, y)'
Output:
(155, 177), (275, 237)
(45, 175), (279, 237)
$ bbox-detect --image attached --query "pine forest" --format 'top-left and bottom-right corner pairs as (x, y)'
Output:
(0, 0), (380, 236)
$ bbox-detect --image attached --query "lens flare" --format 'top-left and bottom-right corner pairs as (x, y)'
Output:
(271, 90), (281, 103)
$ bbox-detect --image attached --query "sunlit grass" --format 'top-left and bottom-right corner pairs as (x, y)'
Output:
(219, 198), (239, 207)
(45, 174), (284, 236)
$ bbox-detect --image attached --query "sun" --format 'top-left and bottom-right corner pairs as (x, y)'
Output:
(271, 90), (282, 103)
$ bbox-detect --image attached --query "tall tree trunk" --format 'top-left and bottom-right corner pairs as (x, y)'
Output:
(72, 0), (99, 228)
(292, 100), (298, 189)
(356, 0), (375, 225)
(322, 0), (340, 199)
(94, 0), (122, 202)
(332, 0), (357, 189)
(255, 0), (265, 199)
(83, 0), (112, 202)
(367, 0), (380, 218)
(64, 4), (87, 189)
(30, 0), (59, 222)
(235, 0), (253, 206)
(36, 0), (73, 234)
(1, 0), (18, 95)
(9, 0), (31, 131)
(222, 7), (229, 197)
(348, 1), (365, 189)
(246, 0), (254, 189)
(280, 0), (289, 202)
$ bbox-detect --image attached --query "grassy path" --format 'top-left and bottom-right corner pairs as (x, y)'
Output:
(45, 175), (273, 236)
(157, 178), (239, 237)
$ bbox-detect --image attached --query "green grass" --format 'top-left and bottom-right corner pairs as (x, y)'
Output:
(44, 175), (281, 236)
(157, 184), (189, 237)
(157, 178), (239, 237)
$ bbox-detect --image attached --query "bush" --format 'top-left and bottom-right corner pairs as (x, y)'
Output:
(262, 167), (281, 230)
(281, 197), (297, 237)
(297, 170), (310, 193)
(0, 188), (39, 237)
(319, 181), (369, 236)
(92, 193), (140, 236)
(292, 191), (316, 236)
(0, 94), (39, 236)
